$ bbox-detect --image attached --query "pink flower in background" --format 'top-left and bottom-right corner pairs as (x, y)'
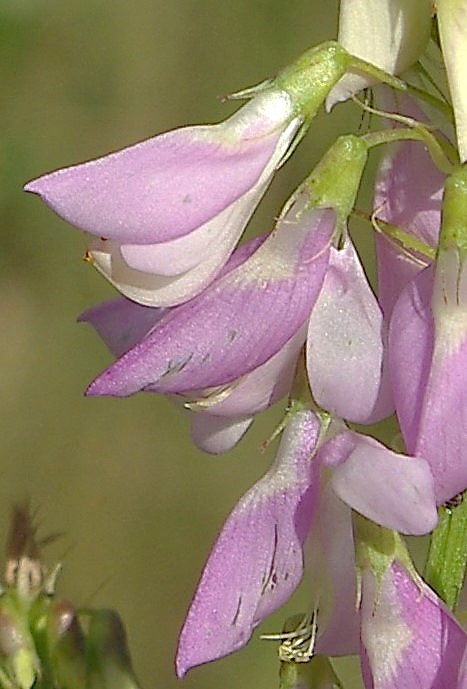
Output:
(175, 410), (437, 676)
(25, 87), (302, 307)
(373, 97), (445, 320)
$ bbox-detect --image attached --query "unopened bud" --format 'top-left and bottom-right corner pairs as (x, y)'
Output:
(46, 601), (87, 689)
(0, 600), (39, 689)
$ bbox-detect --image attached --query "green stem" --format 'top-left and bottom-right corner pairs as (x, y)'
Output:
(351, 209), (436, 261)
(424, 491), (467, 610)
(362, 124), (454, 174)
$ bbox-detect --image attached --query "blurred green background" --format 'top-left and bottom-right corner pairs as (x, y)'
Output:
(1, 1), (367, 687)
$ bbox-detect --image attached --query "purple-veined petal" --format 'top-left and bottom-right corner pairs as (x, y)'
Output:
(190, 415), (254, 454)
(185, 325), (305, 453)
(86, 206), (334, 397)
(188, 324), (306, 419)
(360, 561), (467, 689)
(330, 432), (437, 535)
(25, 89), (297, 245)
(175, 410), (321, 677)
(306, 236), (389, 423)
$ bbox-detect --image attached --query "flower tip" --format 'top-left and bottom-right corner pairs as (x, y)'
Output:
(85, 372), (132, 398)
(85, 379), (103, 397)
(23, 178), (42, 195)
(175, 656), (188, 680)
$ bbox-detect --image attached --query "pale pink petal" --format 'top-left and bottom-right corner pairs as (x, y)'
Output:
(176, 410), (321, 676)
(190, 415), (254, 454)
(307, 237), (389, 423)
(437, 1), (467, 162)
(305, 480), (360, 656)
(88, 233), (265, 308)
(327, 0), (432, 108)
(25, 89), (296, 245)
(415, 249), (467, 503)
(78, 297), (164, 356)
(331, 433), (437, 535)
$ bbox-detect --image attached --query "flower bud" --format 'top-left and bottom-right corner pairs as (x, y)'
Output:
(46, 601), (87, 689)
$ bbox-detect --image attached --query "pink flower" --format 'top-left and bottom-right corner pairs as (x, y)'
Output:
(175, 410), (437, 676)
(80, 195), (335, 451)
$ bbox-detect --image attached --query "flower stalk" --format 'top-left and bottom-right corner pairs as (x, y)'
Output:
(424, 493), (467, 610)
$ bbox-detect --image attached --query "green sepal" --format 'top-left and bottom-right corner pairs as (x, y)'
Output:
(353, 514), (415, 588)
(301, 134), (368, 232)
(275, 41), (405, 121)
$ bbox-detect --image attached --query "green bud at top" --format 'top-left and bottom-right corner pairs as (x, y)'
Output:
(275, 42), (352, 119)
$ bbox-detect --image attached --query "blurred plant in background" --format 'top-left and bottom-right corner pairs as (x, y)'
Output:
(0, 504), (141, 689)
(6, 0), (467, 687)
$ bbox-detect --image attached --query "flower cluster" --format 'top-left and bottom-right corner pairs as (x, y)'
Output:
(25, 1), (467, 688)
